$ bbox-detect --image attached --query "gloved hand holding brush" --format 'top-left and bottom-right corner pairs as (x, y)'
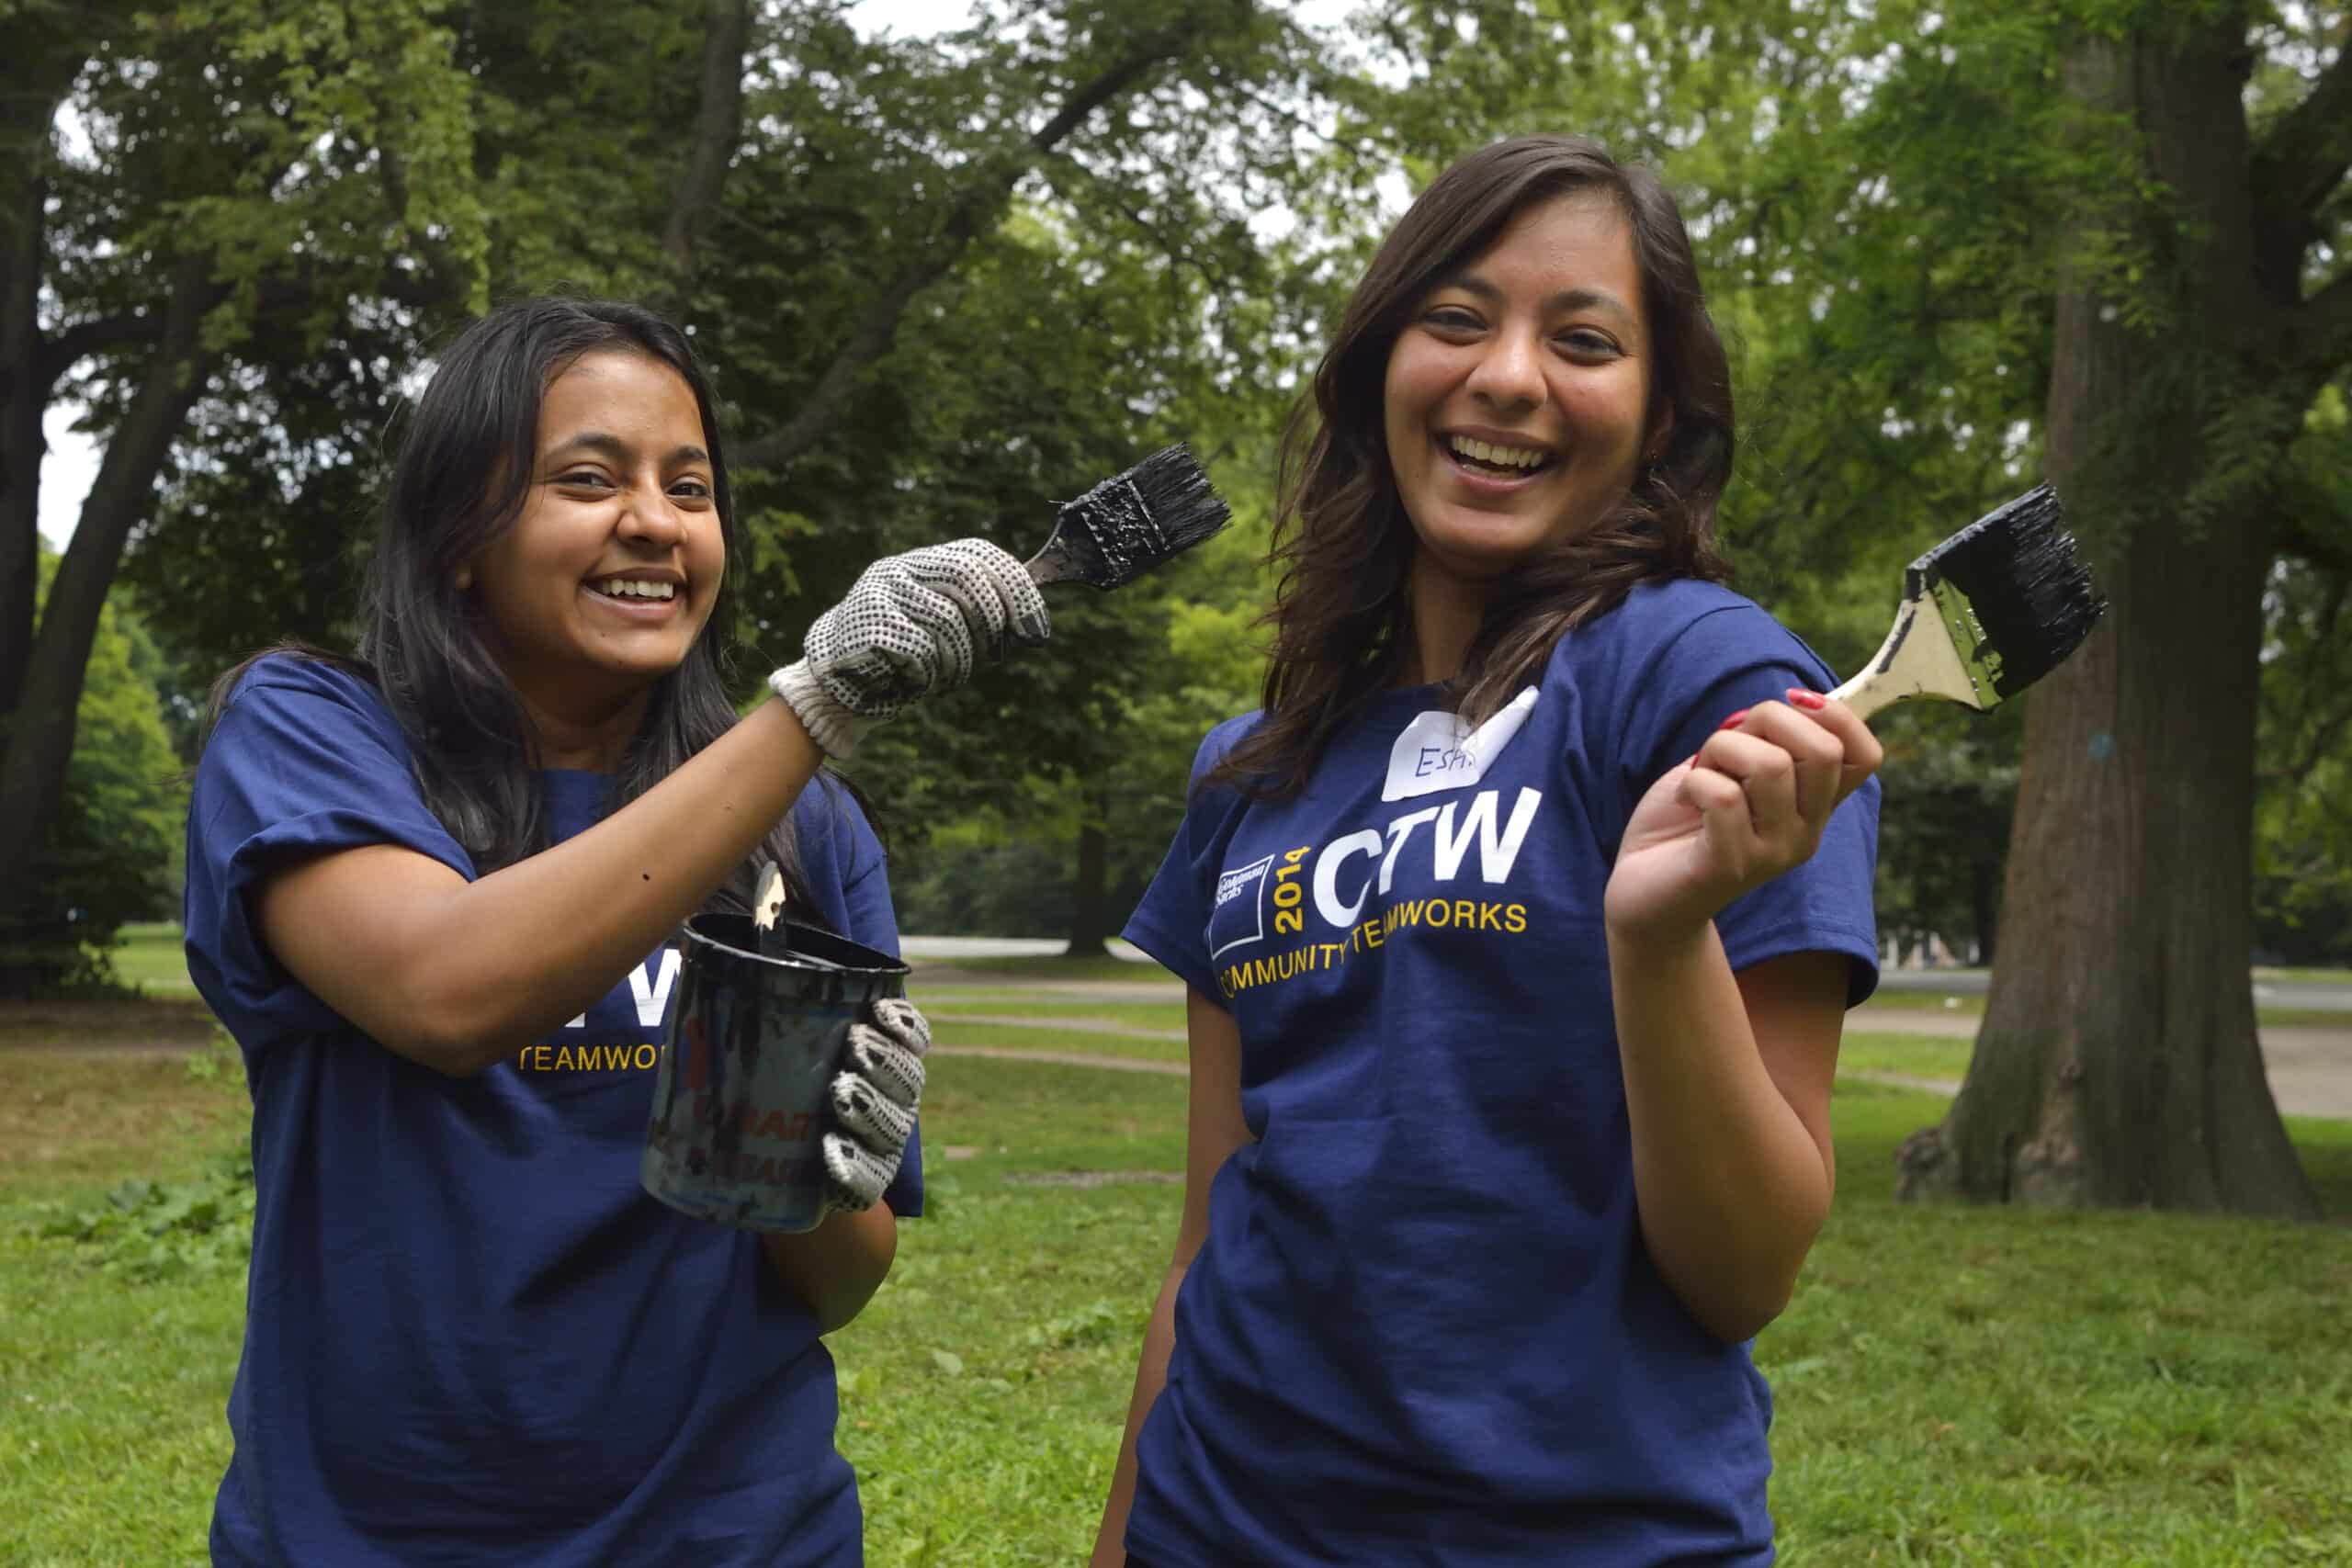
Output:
(773, 444), (1230, 757)
(773, 540), (1049, 757)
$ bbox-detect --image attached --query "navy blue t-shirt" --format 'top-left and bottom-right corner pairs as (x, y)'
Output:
(185, 654), (918, 1567)
(1120, 581), (1881, 1567)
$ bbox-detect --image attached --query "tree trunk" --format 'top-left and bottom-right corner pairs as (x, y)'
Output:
(0, 0), (119, 718)
(1894, 21), (2319, 1219)
(0, 256), (218, 900)
(0, 171), (43, 718)
(1065, 786), (1110, 960)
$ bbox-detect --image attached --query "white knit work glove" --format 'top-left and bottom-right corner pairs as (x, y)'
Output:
(771, 540), (1050, 758)
(820, 998), (930, 1213)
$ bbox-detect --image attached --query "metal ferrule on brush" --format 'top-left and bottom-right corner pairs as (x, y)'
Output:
(1834, 581), (2004, 719)
(1833, 570), (2003, 721)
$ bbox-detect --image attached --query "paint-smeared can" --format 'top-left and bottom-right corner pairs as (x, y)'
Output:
(640, 913), (909, 1233)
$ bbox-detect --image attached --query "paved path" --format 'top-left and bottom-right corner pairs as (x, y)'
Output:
(1869, 966), (2352, 1013)
(1849, 1011), (2352, 1118)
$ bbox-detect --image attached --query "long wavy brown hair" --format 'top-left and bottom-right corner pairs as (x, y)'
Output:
(1204, 135), (1736, 797)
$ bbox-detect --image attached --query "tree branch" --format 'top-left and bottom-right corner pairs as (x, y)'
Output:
(1040, 151), (1250, 297)
(656, 0), (752, 320)
(734, 34), (1183, 472)
(2277, 265), (2352, 382)
(2250, 39), (2352, 242)
(37, 311), (169, 387)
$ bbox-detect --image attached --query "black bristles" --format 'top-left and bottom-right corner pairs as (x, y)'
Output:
(1906, 483), (2107, 698)
(1025, 443), (1233, 590)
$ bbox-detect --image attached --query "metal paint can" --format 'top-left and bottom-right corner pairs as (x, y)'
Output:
(640, 913), (909, 1234)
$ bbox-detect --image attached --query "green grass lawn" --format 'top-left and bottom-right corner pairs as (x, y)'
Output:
(6, 1036), (2351, 1564)
(914, 994), (1187, 1029)
(928, 1014), (1973, 1084)
(2256, 966), (2352, 986)
(1835, 1031), (1975, 1084)
(99, 921), (199, 998)
(930, 1020), (1188, 1066)
(925, 1024), (1982, 1090)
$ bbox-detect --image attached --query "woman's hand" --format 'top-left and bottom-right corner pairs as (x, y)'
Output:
(1604, 690), (1883, 945)
(772, 540), (1051, 757)
(820, 998), (930, 1213)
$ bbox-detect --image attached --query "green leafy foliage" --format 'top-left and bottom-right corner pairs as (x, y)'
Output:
(27, 1145), (256, 1284)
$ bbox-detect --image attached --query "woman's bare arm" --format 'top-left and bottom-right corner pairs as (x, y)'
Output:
(1090, 988), (1253, 1568)
(256, 698), (821, 1077)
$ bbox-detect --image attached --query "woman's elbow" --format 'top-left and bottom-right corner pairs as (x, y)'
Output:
(1690, 1275), (1799, 1346)
(1666, 1224), (1824, 1345)
(379, 989), (528, 1077)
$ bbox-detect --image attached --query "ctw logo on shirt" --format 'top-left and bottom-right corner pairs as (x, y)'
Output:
(515, 952), (680, 1073)
(1213, 785), (1543, 999)
(560, 951), (680, 1032)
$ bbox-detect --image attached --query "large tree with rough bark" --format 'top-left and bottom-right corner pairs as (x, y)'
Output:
(1893, 2), (2351, 1218)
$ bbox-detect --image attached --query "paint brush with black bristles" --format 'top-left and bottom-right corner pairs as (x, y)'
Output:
(1829, 483), (2107, 718)
(1023, 443), (1232, 590)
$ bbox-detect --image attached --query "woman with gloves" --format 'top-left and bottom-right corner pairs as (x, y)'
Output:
(185, 295), (1043, 1566)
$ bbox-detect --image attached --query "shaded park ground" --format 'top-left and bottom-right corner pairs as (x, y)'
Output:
(3, 931), (2349, 1563)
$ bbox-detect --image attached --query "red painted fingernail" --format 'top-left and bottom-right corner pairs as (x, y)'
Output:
(1788, 689), (1826, 710)
(1719, 709), (1748, 730)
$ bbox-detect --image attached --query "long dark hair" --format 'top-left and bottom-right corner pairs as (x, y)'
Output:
(208, 295), (826, 919)
(1206, 134), (1736, 797)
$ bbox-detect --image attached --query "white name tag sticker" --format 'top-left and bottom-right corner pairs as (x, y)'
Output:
(1381, 686), (1539, 802)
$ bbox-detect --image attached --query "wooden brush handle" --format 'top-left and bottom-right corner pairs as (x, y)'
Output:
(1827, 593), (1984, 722)
(1826, 666), (1905, 723)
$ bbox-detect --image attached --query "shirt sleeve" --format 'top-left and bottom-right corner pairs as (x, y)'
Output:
(807, 777), (923, 1219)
(184, 661), (474, 1052)
(1618, 604), (1883, 1006)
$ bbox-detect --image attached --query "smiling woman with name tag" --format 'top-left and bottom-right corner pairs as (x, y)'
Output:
(1092, 137), (1884, 1568)
(182, 297), (1052, 1566)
